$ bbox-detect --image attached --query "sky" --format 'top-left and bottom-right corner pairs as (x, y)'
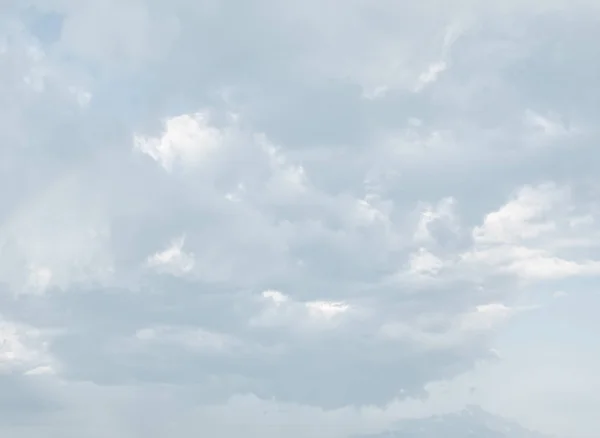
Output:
(1, 0), (600, 437)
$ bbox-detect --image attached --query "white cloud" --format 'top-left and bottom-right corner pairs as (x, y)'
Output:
(414, 61), (448, 93)
(306, 300), (350, 319)
(463, 245), (600, 280)
(0, 318), (54, 374)
(524, 109), (572, 140)
(134, 112), (224, 171)
(464, 183), (600, 281)
(262, 289), (288, 305)
(408, 248), (445, 277)
(147, 236), (195, 276)
(26, 266), (53, 293)
(380, 302), (519, 351)
(458, 303), (515, 332)
(414, 197), (458, 244)
(257, 134), (309, 195)
(473, 183), (563, 244)
(251, 290), (353, 331)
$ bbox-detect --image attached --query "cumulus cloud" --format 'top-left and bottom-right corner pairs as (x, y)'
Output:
(1, 0), (600, 437)
(134, 112), (224, 171)
(463, 183), (600, 281)
(250, 289), (353, 332)
(146, 235), (195, 275)
(0, 317), (55, 375)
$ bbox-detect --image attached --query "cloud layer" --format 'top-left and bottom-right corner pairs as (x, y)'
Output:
(1, 0), (600, 437)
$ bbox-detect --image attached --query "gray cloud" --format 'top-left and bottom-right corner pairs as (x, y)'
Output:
(1, 0), (600, 437)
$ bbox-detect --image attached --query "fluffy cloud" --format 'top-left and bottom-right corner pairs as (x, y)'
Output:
(134, 112), (224, 172)
(0, 318), (54, 374)
(463, 183), (600, 280)
(146, 235), (195, 275)
(1, 0), (600, 437)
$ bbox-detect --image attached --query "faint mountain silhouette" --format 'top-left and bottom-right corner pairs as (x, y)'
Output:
(354, 406), (552, 438)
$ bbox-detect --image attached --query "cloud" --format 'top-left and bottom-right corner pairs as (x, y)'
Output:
(0, 317), (55, 375)
(1, 0), (600, 437)
(250, 289), (353, 331)
(472, 183), (564, 244)
(146, 235), (195, 275)
(134, 325), (238, 353)
(379, 302), (521, 351)
(134, 112), (224, 172)
(0, 171), (114, 293)
(407, 248), (445, 277)
(523, 109), (573, 140)
(462, 182), (600, 281)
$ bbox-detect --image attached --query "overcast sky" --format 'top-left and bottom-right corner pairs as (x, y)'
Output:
(1, 1), (600, 437)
